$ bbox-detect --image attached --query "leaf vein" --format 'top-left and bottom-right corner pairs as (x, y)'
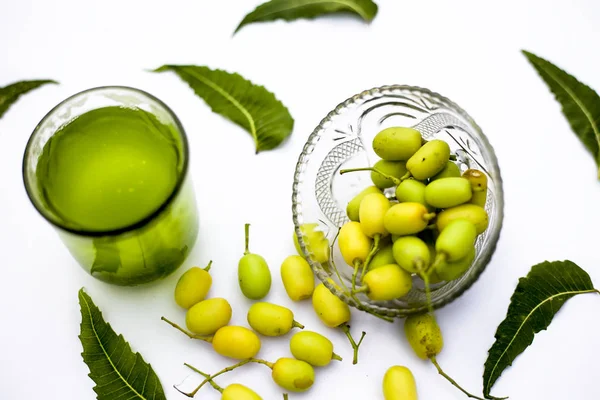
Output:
(80, 293), (146, 399)
(485, 288), (597, 390)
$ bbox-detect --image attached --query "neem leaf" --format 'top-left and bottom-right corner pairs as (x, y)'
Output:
(78, 289), (166, 400)
(0, 80), (57, 119)
(234, 0), (378, 34)
(523, 50), (600, 178)
(154, 65), (294, 153)
(483, 260), (599, 399)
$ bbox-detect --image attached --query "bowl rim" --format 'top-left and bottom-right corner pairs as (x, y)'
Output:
(291, 84), (504, 318)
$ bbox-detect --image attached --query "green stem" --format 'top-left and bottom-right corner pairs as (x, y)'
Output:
(351, 259), (362, 292)
(184, 363), (223, 393)
(332, 352), (343, 362)
(399, 171), (411, 181)
(244, 223), (251, 255)
(365, 309), (395, 323)
(292, 320), (305, 330)
(423, 212), (437, 222)
(431, 252), (447, 271)
(340, 324), (366, 365)
(339, 167), (402, 186)
(179, 358), (274, 398)
(330, 229), (394, 324)
(161, 317), (213, 342)
(203, 260), (213, 272)
(283, 394), (289, 400)
(178, 359), (252, 397)
(349, 259), (370, 310)
(414, 259), (433, 315)
(423, 272), (433, 315)
(329, 229), (350, 292)
(361, 234), (381, 278)
(430, 357), (487, 400)
(353, 285), (369, 294)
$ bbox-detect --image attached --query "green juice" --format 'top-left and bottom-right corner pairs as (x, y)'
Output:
(37, 106), (181, 231)
(35, 105), (199, 285)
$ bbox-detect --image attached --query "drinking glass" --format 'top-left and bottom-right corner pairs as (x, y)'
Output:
(23, 86), (199, 286)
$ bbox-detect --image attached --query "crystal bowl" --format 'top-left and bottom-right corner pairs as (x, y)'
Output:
(292, 85), (504, 318)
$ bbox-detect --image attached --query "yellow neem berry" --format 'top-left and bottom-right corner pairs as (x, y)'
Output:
(211, 326), (261, 360)
(247, 302), (304, 337)
(338, 221), (372, 266)
(221, 384), (262, 400)
(281, 255), (315, 301)
(383, 366), (418, 400)
(290, 331), (342, 367)
(312, 281), (350, 328)
(271, 358), (315, 393)
(185, 297), (232, 336)
(174, 263), (213, 309)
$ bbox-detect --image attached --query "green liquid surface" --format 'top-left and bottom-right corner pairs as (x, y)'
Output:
(36, 106), (184, 232)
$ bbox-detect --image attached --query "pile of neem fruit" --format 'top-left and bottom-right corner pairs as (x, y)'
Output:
(162, 224), (357, 399)
(161, 126), (491, 400)
(338, 126), (490, 301)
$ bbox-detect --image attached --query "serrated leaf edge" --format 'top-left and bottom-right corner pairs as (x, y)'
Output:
(522, 50), (600, 173)
(154, 65), (294, 153)
(184, 67), (258, 149)
(235, 0), (378, 33)
(78, 289), (146, 399)
(0, 79), (58, 119)
(484, 285), (599, 398)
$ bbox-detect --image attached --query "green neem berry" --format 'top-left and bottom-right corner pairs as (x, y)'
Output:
(290, 331), (342, 367)
(372, 127), (423, 161)
(406, 139), (450, 180)
(431, 161), (461, 181)
(435, 219), (477, 262)
(369, 243), (395, 270)
(346, 186), (382, 221)
(435, 247), (476, 281)
(281, 255), (315, 301)
(271, 358), (315, 392)
(247, 302), (304, 337)
(404, 313), (443, 360)
(392, 236), (430, 274)
(395, 179), (428, 207)
(361, 264), (412, 300)
(239, 224), (271, 300)
(424, 177), (472, 209)
(186, 298), (232, 336)
(371, 160), (408, 189)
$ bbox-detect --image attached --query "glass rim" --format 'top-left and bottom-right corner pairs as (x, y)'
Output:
(22, 85), (190, 238)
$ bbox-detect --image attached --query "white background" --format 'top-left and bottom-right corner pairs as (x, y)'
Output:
(1, 0), (600, 399)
